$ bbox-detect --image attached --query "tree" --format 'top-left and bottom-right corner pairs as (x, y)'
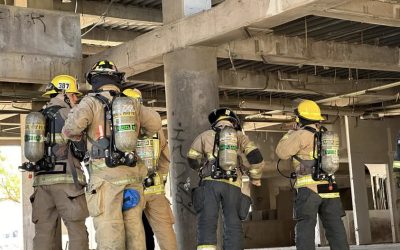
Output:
(0, 152), (21, 203)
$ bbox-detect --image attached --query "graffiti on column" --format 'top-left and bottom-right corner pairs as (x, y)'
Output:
(171, 124), (195, 215)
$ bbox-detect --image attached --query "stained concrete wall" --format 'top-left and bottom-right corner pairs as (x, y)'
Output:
(0, 5), (81, 84)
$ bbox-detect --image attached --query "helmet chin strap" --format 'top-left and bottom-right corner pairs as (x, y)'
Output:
(63, 94), (72, 108)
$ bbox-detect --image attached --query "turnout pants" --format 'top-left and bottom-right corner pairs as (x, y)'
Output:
(192, 180), (250, 250)
(86, 176), (145, 250)
(144, 194), (177, 250)
(31, 183), (89, 250)
(143, 213), (155, 250)
(294, 187), (349, 250)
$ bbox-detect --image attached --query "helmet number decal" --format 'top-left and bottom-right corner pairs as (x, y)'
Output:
(58, 82), (70, 90)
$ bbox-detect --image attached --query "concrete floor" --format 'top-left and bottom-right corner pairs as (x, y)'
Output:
(247, 243), (400, 250)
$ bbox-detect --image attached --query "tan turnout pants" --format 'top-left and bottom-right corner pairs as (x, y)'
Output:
(86, 176), (146, 250)
(31, 183), (89, 250)
(144, 194), (177, 250)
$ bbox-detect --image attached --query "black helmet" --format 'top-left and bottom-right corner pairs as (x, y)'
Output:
(85, 60), (125, 85)
(208, 107), (241, 130)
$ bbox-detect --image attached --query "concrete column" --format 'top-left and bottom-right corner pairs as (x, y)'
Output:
(164, 47), (219, 250)
(162, 0), (211, 23)
(344, 116), (372, 245)
(20, 114), (35, 250)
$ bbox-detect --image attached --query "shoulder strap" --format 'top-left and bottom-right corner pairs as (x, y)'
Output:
(42, 105), (63, 118)
(302, 126), (318, 134)
(93, 94), (111, 138)
(93, 94), (111, 111)
(42, 105), (63, 147)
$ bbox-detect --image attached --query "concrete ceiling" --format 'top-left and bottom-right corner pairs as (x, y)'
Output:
(1, 0), (400, 141)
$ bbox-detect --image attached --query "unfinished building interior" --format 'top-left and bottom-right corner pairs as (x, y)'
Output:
(1, 0), (400, 249)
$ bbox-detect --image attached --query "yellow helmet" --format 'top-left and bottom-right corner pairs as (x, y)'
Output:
(296, 100), (324, 121)
(122, 88), (142, 99)
(43, 75), (82, 97)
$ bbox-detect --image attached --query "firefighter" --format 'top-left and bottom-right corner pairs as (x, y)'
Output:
(27, 75), (89, 250)
(123, 88), (178, 250)
(187, 108), (264, 250)
(62, 61), (162, 250)
(275, 100), (349, 250)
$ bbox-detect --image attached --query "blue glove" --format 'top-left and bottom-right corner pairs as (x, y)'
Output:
(122, 189), (140, 211)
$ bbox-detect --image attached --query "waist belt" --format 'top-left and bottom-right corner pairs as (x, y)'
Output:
(89, 161), (144, 186)
(295, 175), (327, 188)
(111, 177), (144, 186)
(202, 176), (241, 188)
(295, 175), (340, 199)
(144, 184), (165, 195)
(91, 161), (108, 172)
(33, 173), (86, 187)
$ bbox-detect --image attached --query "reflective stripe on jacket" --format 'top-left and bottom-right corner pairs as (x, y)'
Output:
(276, 125), (339, 198)
(187, 127), (264, 187)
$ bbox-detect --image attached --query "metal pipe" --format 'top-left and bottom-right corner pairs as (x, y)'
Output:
(0, 110), (31, 114)
(366, 103), (400, 111)
(0, 122), (20, 126)
(244, 118), (295, 123)
(239, 100), (363, 117)
(316, 81), (400, 104)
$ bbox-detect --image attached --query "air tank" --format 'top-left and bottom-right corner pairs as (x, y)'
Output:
(321, 131), (340, 175)
(24, 112), (46, 162)
(136, 136), (156, 174)
(112, 96), (138, 152)
(218, 126), (238, 171)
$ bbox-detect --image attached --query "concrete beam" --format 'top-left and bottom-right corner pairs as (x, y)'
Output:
(0, 6), (81, 58)
(83, 0), (351, 76)
(52, 0), (162, 29)
(0, 90), (46, 102)
(81, 27), (142, 44)
(0, 5), (82, 83)
(217, 33), (400, 72)
(237, 100), (364, 117)
(314, 0), (400, 27)
(82, 44), (109, 55)
(0, 53), (81, 84)
(130, 67), (394, 97)
(317, 81), (400, 107)
(162, 0), (211, 24)
(217, 69), (394, 96)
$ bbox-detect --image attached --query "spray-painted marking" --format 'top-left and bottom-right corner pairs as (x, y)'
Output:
(176, 179), (196, 215)
(171, 126), (196, 215)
